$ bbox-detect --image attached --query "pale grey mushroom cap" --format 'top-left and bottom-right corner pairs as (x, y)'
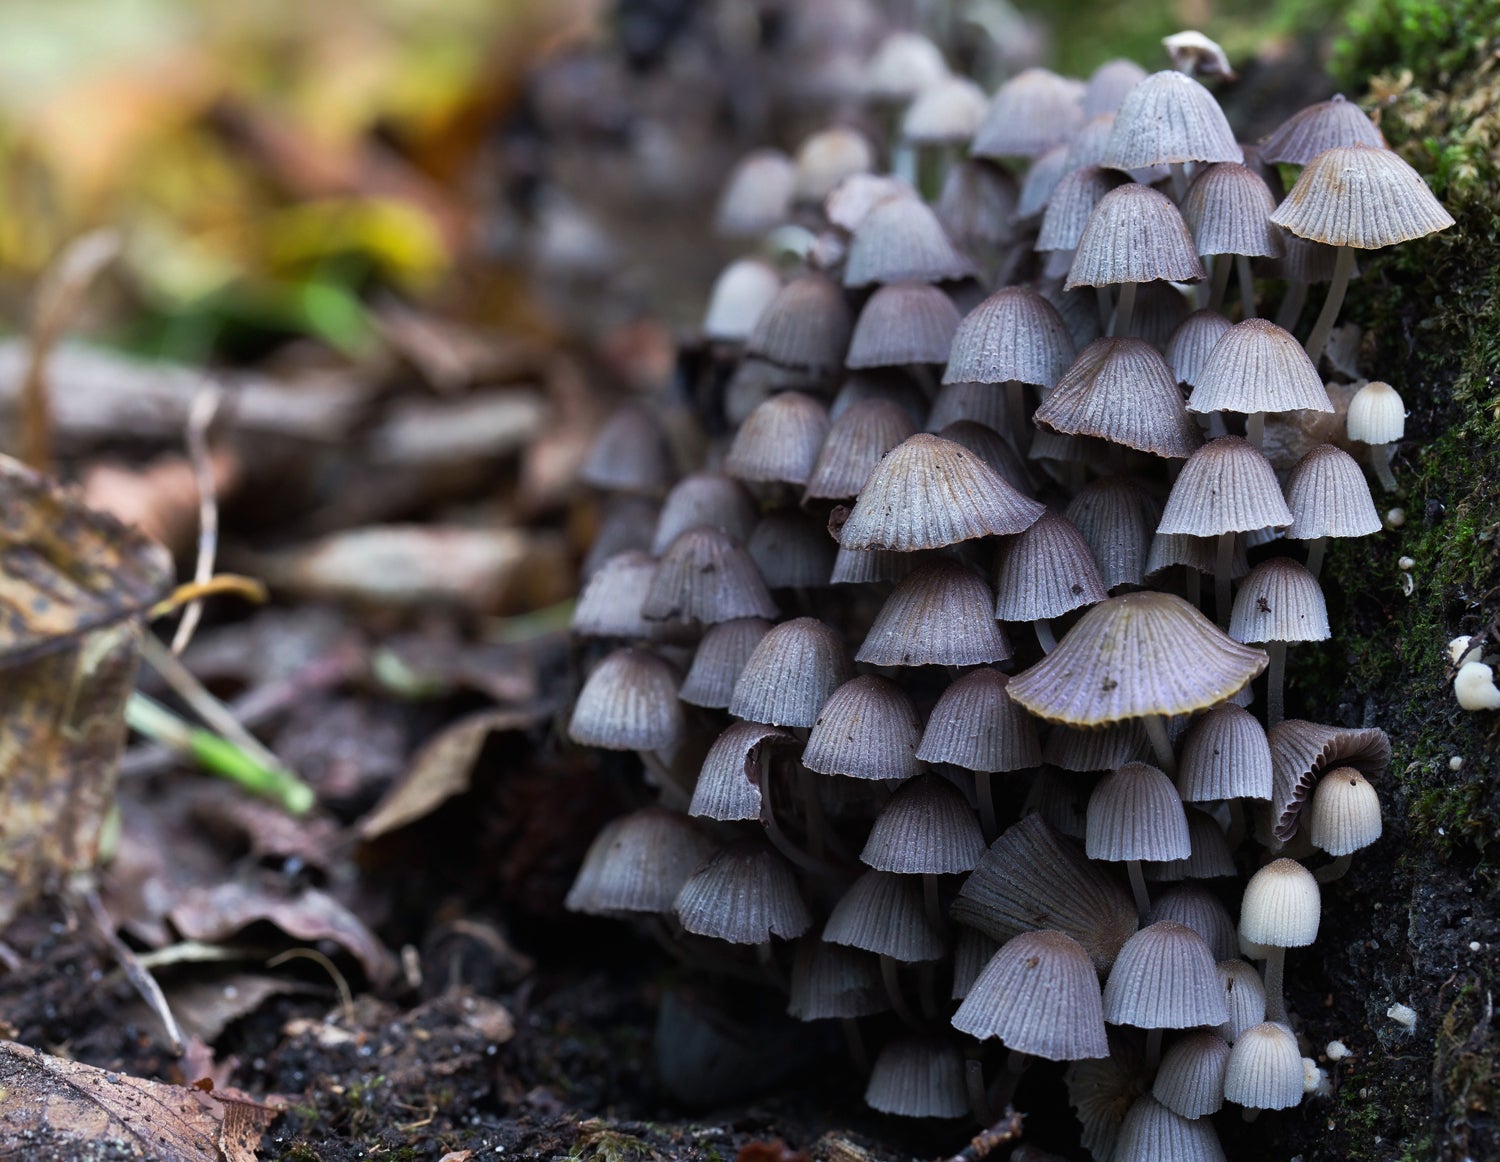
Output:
(1152, 1030), (1230, 1117)
(1102, 69), (1240, 169)
(1044, 721), (1150, 774)
(901, 75), (988, 144)
(863, 30), (948, 102)
(1187, 318), (1332, 416)
(568, 647), (684, 751)
(1306, 766), (1383, 856)
(714, 149), (795, 238)
(861, 773), (985, 874)
(1284, 442), (1383, 539)
(703, 258), (782, 342)
(1146, 531), (1250, 581)
(1239, 857), (1321, 947)
(725, 391), (831, 486)
(1230, 557), (1331, 644)
(680, 618), (774, 709)
(927, 387), (1008, 439)
(1065, 476), (1160, 591)
(995, 510), (1108, 622)
(580, 405), (675, 494)
(864, 1035), (969, 1118)
(1158, 437), (1294, 536)
(572, 550), (658, 640)
(856, 558), (1012, 667)
(1063, 112), (1118, 170)
(829, 543), (919, 586)
(843, 196), (976, 287)
(803, 674), (922, 781)
(1146, 806), (1237, 882)
(1129, 281), (1192, 350)
(1113, 1095), (1228, 1162)
(972, 67), (1085, 160)
(1268, 719), (1390, 841)
(1149, 883), (1238, 961)
(937, 159), (1020, 250)
(729, 616), (854, 727)
(747, 512), (836, 589)
(652, 473), (757, 555)
(565, 808), (715, 916)
(787, 937), (887, 1020)
(1065, 1031), (1149, 1161)
(1180, 163), (1285, 258)
(825, 869), (946, 961)
(846, 281), (962, 368)
(643, 526), (778, 626)
(1037, 166), (1125, 253)
(1066, 184), (1206, 290)
(1177, 703), (1273, 802)
(952, 929), (1109, 1060)
(951, 926), (1001, 1001)
(1034, 337), (1202, 458)
(1086, 762), (1191, 863)
(1270, 144), (1455, 248)
(745, 274), (853, 371)
(675, 843), (812, 944)
(1217, 958), (1268, 1041)
(582, 495), (658, 580)
(689, 721), (793, 822)
(1083, 58), (1148, 118)
(791, 126), (876, 203)
(1023, 769), (1095, 839)
(831, 369), (929, 426)
(805, 398), (916, 501)
(1016, 143), (1073, 219)
(943, 285), (1076, 387)
(1165, 309), (1233, 387)
(1102, 921), (1230, 1029)
(1260, 95), (1387, 165)
(1224, 1022), (1305, 1110)
(917, 668), (1042, 772)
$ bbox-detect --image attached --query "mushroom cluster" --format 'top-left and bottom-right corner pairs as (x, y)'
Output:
(564, 20), (1445, 1159)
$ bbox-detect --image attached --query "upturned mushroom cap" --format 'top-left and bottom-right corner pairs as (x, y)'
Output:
(825, 869), (946, 961)
(861, 773), (986, 874)
(747, 512), (836, 589)
(1270, 144), (1455, 248)
(1217, 958), (1268, 1041)
(1283, 443), (1382, 539)
(846, 281), (962, 368)
(1239, 857), (1320, 947)
(572, 550), (658, 640)
(943, 285), (1076, 388)
(680, 618), (773, 709)
(856, 558), (1011, 667)
(803, 675), (922, 780)
(1034, 337), (1202, 458)
(995, 510), (1108, 622)
(674, 842), (812, 943)
(1103, 921), (1229, 1029)
(715, 149), (796, 238)
(745, 274), (853, 371)
(703, 259), (782, 342)
(689, 721), (792, 822)
(1180, 163), (1285, 258)
(952, 930), (1109, 1060)
(864, 1036), (969, 1119)
(1347, 380), (1406, 444)
(1158, 437), (1294, 536)
(1113, 1095), (1227, 1162)
(729, 617), (854, 727)
(1187, 318), (1332, 416)
(843, 196), (976, 287)
(788, 937), (886, 1020)
(1007, 592), (1270, 726)
(1017, 143), (1072, 219)
(804, 399), (916, 502)
(838, 433), (1045, 551)
(1103, 69), (1240, 169)
(972, 67), (1084, 159)
(653, 475), (757, 555)
(1305, 766), (1383, 856)
(1153, 1031), (1230, 1118)
(568, 648), (684, 751)
(1037, 166), (1126, 253)
(791, 126), (875, 203)
(1267, 719), (1391, 841)
(1177, 704), (1273, 801)
(725, 392), (831, 485)
(1066, 184), (1206, 290)
(1229, 557), (1331, 645)
(1223, 1022), (1304, 1110)
(902, 75), (988, 144)
(1086, 762), (1191, 862)
(565, 808), (714, 916)
(862, 30), (948, 102)
(1260, 94), (1387, 165)
(1165, 310), (1233, 387)
(1083, 58), (1148, 118)
(917, 668), (1042, 772)
(643, 527), (778, 625)
(1065, 476), (1160, 591)
(580, 405), (675, 494)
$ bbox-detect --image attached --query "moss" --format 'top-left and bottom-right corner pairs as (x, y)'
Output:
(1332, 0), (1500, 91)
(569, 1120), (659, 1162)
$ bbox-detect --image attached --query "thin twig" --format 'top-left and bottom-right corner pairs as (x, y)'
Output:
(267, 947), (355, 1022)
(141, 634), (285, 775)
(940, 1108), (1024, 1162)
(172, 386), (224, 656)
(83, 889), (185, 1056)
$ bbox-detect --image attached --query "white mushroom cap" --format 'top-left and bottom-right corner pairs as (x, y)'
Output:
(1456, 661), (1500, 710)
(1224, 1022), (1305, 1110)
(1239, 857), (1320, 948)
(1347, 380), (1406, 444)
(1306, 767), (1383, 856)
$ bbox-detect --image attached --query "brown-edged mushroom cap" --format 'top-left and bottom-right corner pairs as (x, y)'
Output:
(943, 286), (1076, 388)
(917, 668), (1042, 772)
(1158, 437), (1294, 536)
(674, 842), (812, 943)
(1102, 70), (1240, 169)
(856, 558), (1012, 666)
(729, 616), (854, 727)
(952, 929), (1109, 1060)
(861, 773), (986, 874)
(679, 618), (774, 709)
(1187, 319), (1332, 416)
(725, 391), (831, 486)
(643, 526), (778, 625)
(844, 196), (976, 287)
(846, 281), (962, 368)
(1034, 337), (1202, 458)
(568, 647), (684, 751)
(995, 510), (1108, 622)
(972, 67), (1084, 159)
(1270, 144), (1455, 249)
(804, 399), (917, 501)
(1259, 94), (1387, 165)
(745, 274), (853, 372)
(1103, 920), (1229, 1028)
(803, 674), (922, 781)
(1066, 184), (1207, 290)
(1177, 703), (1273, 801)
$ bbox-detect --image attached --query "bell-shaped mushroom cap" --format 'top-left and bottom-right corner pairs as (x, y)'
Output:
(1065, 1031), (1150, 1161)
(747, 513), (836, 590)
(1114, 1095), (1228, 1162)
(788, 937), (886, 1020)
(1230, 557), (1330, 644)
(856, 558), (1011, 667)
(1102, 70), (1240, 169)
(583, 495), (658, 580)
(572, 550), (657, 640)
(1165, 310), (1233, 387)
(689, 721), (792, 821)
(1180, 163), (1285, 258)
(1178, 704), (1273, 801)
(918, 668), (1041, 772)
(838, 433), (1045, 551)
(844, 196), (975, 288)
(746, 274), (853, 371)
(715, 149), (796, 238)
(1270, 144), (1455, 248)
(804, 675), (922, 781)
(953, 815), (1137, 972)
(943, 285), (1076, 388)
(805, 398), (916, 501)
(1260, 94), (1387, 165)
(1224, 1022), (1304, 1110)
(863, 30), (948, 101)
(580, 405), (675, 494)
(729, 616), (853, 727)
(952, 930), (1109, 1060)
(937, 159), (1020, 250)
(1066, 476), (1160, 591)
(703, 258), (782, 342)
(902, 75), (987, 144)
(972, 67), (1084, 159)
(829, 544), (917, 586)
(726, 392), (831, 486)
(1008, 592), (1270, 726)
(831, 369), (929, 425)
(1084, 58), (1148, 118)
(653, 473), (757, 554)
(1158, 437), (1294, 536)
(643, 527), (778, 626)
(1283, 442), (1382, 540)
(1035, 337), (1203, 458)
(792, 126), (875, 203)
(995, 510), (1108, 622)
(1130, 282), (1192, 349)
(1066, 184), (1206, 290)
(1064, 113), (1118, 170)
(568, 648), (683, 751)
(565, 808), (714, 916)
(1188, 318), (1331, 416)
(1086, 762), (1191, 862)
(1146, 532), (1251, 581)
(680, 618), (773, 709)
(928, 387), (1008, 439)
(675, 842), (812, 943)
(1306, 766), (1382, 856)
(1103, 921), (1230, 1029)
(825, 173), (916, 233)
(1267, 719), (1391, 842)
(825, 870), (946, 962)
(1347, 380), (1406, 443)
(952, 926), (1000, 1000)
(1217, 958), (1268, 1041)
(1153, 1031), (1230, 1118)
(1017, 143), (1073, 219)
(862, 773), (985, 874)
(846, 281), (962, 368)
(865, 1035), (969, 1119)
(1149, 884), (1238, 961)
(1037, 166), (1125, 253)
(1044, 721), (1150, 774)
(1239, 857), (1320, 947)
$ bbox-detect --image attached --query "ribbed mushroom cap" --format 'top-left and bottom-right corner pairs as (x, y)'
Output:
(839, 433), (1045, 551)
(582, 495), (658, 580)
(1149, 884), (1238, 961)
(865, 1036), (969, 1119)
(943, 285), (1076, 388)
(803, 675), (922, 781)
(1037, 166), (1125, 253)
(1084, 58), (1148, 118)
(715, 149), (796, 238)
(792, 126), (875, 203)
(831, 370), (929, 426)
(1187, 318), (1331, 416)
(1153, 1031), (1230, 1118)
(823, 173), (914, 233)
(1065, 476), (1160, 591)
(1103, 921), (1229, 1029)
(745, 274), (853, 371)
(569, 648), (683, 751)
(1158, 437), (1294, 536)
(1146, 532), (1251, 581)
(937, 159), (1020, 250)
(1178, 704), (1273, 801)
(1165, 310), (1233, 387)
(1180, 163), (1285, 258)
(856, 558), (1011, 667)
(1066, 184), (1206, 290)
(952, 930), (1109, 1060)
(917, 668), (1041, 772)
(861, 773), (985, 873)
(902, 75), (987, 144)
(1065, 1032), (1150, 1161)
(580, 405), (675, 494)
(1306, 766), (1382, 855)
(643, 527), (777, 626)
(1268, 719), (1390, 842)
(725, 392), (831, 486)
(1347, 380), (1406, 443)
(1229, 557), (1330, 644)
(1224, 1023), (1304, 1110)
(846, 281), (962, 368)
(1035, 337), (1203, 458)
(952, 927), (1000, 1000)
(953, 815), (1137, 972)
(1239, 857), (1320, 947)
(723, 357), (811, 427)
(844, 197), (975, 288)
(1260, 94), (1387, 165)
(1044, 721), (1150, 774)
(787, 938), (886, 1020)
(805, 400), (916, 503)
(825, 869), (946, 961)
(863, 30), (948, 101)
(1114, 1095), (1227, 1162)
(972, 67), (1084, 159)
(927, 386), (1007, 439)
(565, 808), (714, 916)
(1270, 144), (1455, 248)
(688, 721), (792, 822)
(1017, 143), (1072, 219)
(1102, 70), (1240, 169)
(703, 258), (782, 343)
(729, 617), (853, 727)
(1131, 282), (1192, 349)
(572, 550), (658, 640)
(680, 618), (773, 710)
(1217, 958), (1268, 1041)
(1086, 762), (1191, 862)
(995, 510), (1108, 622)
(1008, 592), (1269, 726)
(1146, 806), (1238, 881)
(747, 512), (837, 589)
(829, 544), (918, 585)
(675, 843), (812, 944)
(1063, 113), (1118, 170)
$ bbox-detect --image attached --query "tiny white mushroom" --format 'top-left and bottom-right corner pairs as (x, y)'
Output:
(1455, 661), (1500, 711)
(1386, 1002), (1417, 1031)
(1449, 635), (1480, 666)
(1325, 1040), (1349, 1060)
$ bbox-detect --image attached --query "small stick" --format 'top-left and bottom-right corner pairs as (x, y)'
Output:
(942, 1106), (1024, 1162)
(84, 889), (184, 1055)
(171, 386), (224, 656)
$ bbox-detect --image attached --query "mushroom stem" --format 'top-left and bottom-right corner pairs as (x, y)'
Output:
(1246, 411), (1265, 450)
(1127, 858), (1152, 926)
(1146, 1027), (1164, 1072)
(1237, 254), (1258, 319)
(1144, 714), (1177, 777)
(1266, 640), (1288, 729)
(1208, 254), (1232, 312)
(1314, 853), (1354, 883)
(965, 1057), (991, 1125)
(1371, 442), (1399, 491)
(760, 765), (839, 875)
(1276, 280), (1309, 331)
(1111, 281), (1137, 338)
(1170, 161), (1189, 203)
(1185, 568), (1202, 610)
(975, 769), (998, 842)
(1306, 536), (1328, 581)
(1096, 286), (1114, 333)
(1303, 244), (1355, 365)
(1215, 531), (1234, 629)
(923, 873), (946, 938)
(841, 1018), (869, 1074)
(756, 940), (787, 990)
(1263, 946), (1289, 1023)
(1034, 619), (1057, 654)
(1005, 380), (1028, 454)
(879, 954), (921, 1029)
(640, 750), (691, 811)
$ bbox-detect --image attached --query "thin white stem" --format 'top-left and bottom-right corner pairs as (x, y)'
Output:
(1304, 245), (1355, 364)
(1237, 254), (1258, 319)
(1144, 714), (1177, 775)
(1216, 531), (1234, 629)
(1264, 945), (1288, 1023)
(1127, 858), (1152, 926)
(1276, 280), (1308, 331)
(1112, 281), (1137, 338)
(1373, 443), (1399, 491)
(1306, 536), (1328, 581)
(1096, 286), (1113, 333)
(1246, 411), (1265, 450)
(1034, 619), (1056, 654)
(1209, 254), (1232, 311)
